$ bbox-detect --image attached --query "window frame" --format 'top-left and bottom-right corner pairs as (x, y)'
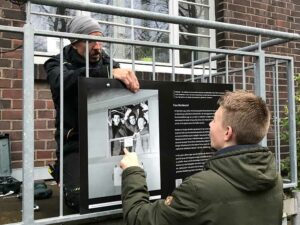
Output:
(33, 0), (216, 74)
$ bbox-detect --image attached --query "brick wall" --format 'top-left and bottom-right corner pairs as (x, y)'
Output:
(215, 0), (300, 155)
(0, 0), (56, 169)
(216, 0), (300, 71)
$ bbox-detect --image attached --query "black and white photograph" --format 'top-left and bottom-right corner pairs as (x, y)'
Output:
(108, 101), (151, 156)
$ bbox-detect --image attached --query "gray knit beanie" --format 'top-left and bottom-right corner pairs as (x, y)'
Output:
(67, 15), (102, 43)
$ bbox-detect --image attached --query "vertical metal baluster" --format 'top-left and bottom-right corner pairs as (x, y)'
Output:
(152, 47), (156, 81)
(242, 56), (246, 90)
(59, 37), (64, 216)
(225, 54), (229, 84)
(86, 40), (89, 78)
(191, 51), (195, 82)
(209, 52), (212, 83)
(172, 49), (175, 81)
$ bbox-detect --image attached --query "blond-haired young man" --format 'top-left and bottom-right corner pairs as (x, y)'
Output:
(120, 90), (283, 225)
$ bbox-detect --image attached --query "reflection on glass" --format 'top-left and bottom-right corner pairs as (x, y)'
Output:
(180, 35), (209, 64)
(179, 2), (209, 19)
(133, 0), (169, 13)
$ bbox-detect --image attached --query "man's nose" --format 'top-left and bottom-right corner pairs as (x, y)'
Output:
(92, 41), (102, 49)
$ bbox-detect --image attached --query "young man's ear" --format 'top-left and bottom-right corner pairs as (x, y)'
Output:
(224, 126), (233, 142)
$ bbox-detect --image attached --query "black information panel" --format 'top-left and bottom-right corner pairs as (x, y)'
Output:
(78, 77), (232, 214)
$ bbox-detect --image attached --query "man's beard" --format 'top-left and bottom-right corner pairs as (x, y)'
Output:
(90, 49), (102, 62)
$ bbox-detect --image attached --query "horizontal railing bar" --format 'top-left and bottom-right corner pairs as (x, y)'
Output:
(30, 0), (300, 40)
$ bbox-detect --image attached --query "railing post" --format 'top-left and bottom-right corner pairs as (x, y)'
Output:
(255, 50), (266, 146)
(22, 21), (35, 225)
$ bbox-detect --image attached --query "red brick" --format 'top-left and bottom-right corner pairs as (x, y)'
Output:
(0, 38), (11, 48)
(0, 0), (12, 8)
(0, 120), (10, 130)
(0, 78), (11, 88)
(36, 150), (53, 159)
(275, 7), (291, 16)
(0, 58), (11, 67)
(251, 15), (267, 24)
(230, 33), (247, 41)
(46, 100), (54, 109)
(10, 141), (22, 152)
(38, 110), (54, 119)
(12, 60), (22, 69)
(35, 140), (45, 149)
(2, 69), (22, 79)
(11, 161), (22, 169)
(0, 99), (11, 109)
(12, 99), (22, 109)
(2, 9), (26, 21)
(11, 152), (22, 161)
(34, 100), (46, 109)
(37, 90), (52, 100)
(271, 12), (288, 21)
(12, 39), (23, 47)
(7, 131), (22, 141)
(12, 79), (22, 88)
(47, 120), (55, 129)
(36, 130), (55, 140)
(12, 121), (22, 130)
(232, 0), (250, 7)
(35, 120), (47, 129)
(34, 161), (45, 167)
(47, 140), (57, 149)
(2, 89), (22, 99)
(251, 2), (268, 10)
(1, 49), (22, 60)
(276, 20), (290, 28)
(228, 3), (246, 13)
(2, 110), (22, 120)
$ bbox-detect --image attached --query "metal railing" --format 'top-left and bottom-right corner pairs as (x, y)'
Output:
(0, 0), (298, 224)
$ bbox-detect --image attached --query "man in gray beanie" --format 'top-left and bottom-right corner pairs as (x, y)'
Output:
(44, 15), (139, 211)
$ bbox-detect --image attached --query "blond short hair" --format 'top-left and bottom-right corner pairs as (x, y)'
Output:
(218, 90), (270, 144)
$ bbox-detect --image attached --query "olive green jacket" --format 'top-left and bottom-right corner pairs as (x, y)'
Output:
(122, 145), (283, 225)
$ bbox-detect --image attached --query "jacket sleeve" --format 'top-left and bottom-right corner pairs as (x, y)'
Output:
(44, 57), (86, 95)
(122, 167), (199, 225)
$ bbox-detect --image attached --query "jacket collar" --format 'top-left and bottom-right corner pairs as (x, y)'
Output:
(214, 144), (262, 157)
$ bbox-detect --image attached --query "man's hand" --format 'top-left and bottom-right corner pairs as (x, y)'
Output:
(112, 68), (140, 93)
(120, 148), (140, 170)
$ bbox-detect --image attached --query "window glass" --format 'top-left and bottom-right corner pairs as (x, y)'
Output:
(178, 1), (211, 64)
(31, 4), (75, 52)
(179, 35), (209, 64)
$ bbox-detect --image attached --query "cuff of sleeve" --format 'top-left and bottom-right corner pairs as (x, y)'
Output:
(122, 166), (145, 178)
